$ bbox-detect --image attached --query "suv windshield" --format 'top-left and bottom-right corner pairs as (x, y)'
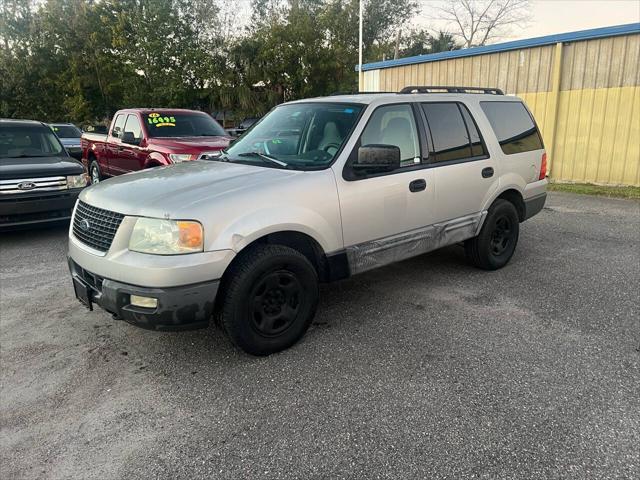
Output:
(225, 103), (364, 170)
(145, 112), (226, 138)
(0, 125), (66, 158)
(50, 125), (82, 138)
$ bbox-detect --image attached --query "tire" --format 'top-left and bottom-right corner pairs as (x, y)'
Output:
(89, 160), (103, 184)
(219, 244), (319, 356)
(465, 199), (520, 270)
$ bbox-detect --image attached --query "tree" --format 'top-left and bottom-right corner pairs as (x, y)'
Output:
(436, 0), (531, 48)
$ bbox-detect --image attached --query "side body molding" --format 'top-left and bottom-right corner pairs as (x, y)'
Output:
(346, 212), (486, 274)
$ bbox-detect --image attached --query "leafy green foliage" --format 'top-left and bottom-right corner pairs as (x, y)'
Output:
(0, 0), (452, 124)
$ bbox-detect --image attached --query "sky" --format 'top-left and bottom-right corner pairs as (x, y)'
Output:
(418, 0), (640, 42)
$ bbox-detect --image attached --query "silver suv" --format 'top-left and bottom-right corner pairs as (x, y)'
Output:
(68, 86), (547, 355)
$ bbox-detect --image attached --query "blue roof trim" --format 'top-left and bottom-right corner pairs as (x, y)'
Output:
(358, 23), (640, 72)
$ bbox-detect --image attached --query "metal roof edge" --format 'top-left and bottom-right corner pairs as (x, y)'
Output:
(357, 22), (640, 72)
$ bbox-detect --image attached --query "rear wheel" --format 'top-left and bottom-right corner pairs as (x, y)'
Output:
(465, 199), (519, 270)
(89, 160), (103, 184)
(220, 244), (319, 356)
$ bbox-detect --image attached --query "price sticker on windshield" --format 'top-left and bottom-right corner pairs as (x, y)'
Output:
(148, 112), (176, 127)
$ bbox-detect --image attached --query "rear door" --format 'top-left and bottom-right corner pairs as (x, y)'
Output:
(419, 101), (498, 223)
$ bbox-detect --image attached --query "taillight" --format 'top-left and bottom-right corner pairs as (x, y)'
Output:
(539, 152), (547, 180)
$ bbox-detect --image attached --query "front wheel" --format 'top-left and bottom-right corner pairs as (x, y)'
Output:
(465, 199), (520, 270)
(220, 244), (319, 356)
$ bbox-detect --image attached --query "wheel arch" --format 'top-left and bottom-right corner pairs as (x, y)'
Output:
(220, 229), (347, 286)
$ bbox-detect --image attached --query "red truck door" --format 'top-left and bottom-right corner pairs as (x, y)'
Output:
(116, 114), (147, 173)
(105, 113), (127, 176)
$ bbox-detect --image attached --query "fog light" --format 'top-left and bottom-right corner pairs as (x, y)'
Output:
(130, 295), (158, 309)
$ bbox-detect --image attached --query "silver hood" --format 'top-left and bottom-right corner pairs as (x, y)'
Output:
(79, 160), (302, 219)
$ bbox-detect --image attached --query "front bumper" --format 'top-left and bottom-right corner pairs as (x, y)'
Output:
(68, 258), (219, 330)
(0, 188), (82, 229)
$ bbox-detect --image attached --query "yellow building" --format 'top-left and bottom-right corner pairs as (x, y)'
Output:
(360, 23), (640, 187)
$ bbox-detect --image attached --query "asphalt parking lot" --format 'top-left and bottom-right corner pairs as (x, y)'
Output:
(1, 191), (639, 479)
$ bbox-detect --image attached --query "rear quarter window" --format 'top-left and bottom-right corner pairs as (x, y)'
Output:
(480, 101), (543, 155)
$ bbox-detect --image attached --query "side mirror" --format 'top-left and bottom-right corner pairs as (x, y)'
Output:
(353, 144), (401, 174)
(121, 131), (140, 145)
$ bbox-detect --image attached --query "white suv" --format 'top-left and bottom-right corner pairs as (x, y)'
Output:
(68, 86), (547, 355)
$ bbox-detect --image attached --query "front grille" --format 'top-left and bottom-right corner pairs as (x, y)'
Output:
(0, 176), (67, 195)
(72, 201), (125, 252)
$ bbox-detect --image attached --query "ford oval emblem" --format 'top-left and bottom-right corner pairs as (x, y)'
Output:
(17, 181), (37, 190)
(79, 219), (91, 232)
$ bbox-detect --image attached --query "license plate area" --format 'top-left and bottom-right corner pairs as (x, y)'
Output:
(73, 277), (93, 311)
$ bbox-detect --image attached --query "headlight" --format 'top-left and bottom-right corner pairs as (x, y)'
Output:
(169, 154), (196, 163)
(67, 174), (88, 189)
(129, 218), (203, 255)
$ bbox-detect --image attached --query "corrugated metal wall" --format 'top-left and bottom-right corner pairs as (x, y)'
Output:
(364, 32), (640, 186)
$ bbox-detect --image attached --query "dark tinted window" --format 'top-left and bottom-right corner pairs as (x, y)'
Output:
(0, 125), (65, 158)
(145, 112), (226, 138)
(422, 103), (471, 162)
(112, 114), (126, 138)
(481, 101), (543, 154)
(459, 105), (486, 157)
(124, 114), (142, 140)
(50, 125), (81, 138)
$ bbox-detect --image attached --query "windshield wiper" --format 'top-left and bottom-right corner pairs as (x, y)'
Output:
(236, 152), (288, 168)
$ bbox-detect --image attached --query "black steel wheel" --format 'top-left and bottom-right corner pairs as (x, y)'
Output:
(219, 244), (318, 355)
(465, 199), (520, 270)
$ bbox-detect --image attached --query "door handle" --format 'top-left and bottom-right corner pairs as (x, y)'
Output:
(409, 179), (427, 192)
(482, 167), (494, 178)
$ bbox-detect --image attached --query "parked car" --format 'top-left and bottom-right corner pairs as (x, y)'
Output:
(49, 123), (83, 159)
(225, 117), (260, 137)
(1, 119), (87, 229)
(81, 108), (232, 184)
(68, 86), (547, 355)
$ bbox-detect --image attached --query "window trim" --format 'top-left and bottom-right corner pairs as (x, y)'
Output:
(111, 114), (126, 139)
(419, 101), (491, 168)
(479, 100), (545, 155)
(342, 102), (426, 181)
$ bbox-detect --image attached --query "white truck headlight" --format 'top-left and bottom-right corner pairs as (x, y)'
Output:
(169, 154), (196, 163)
(67, 174), (88, 189)
(129, 218), (204, 255)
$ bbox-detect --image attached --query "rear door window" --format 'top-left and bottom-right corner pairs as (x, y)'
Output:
(480, 102), (543, 154)
(421, 103), (472, 163)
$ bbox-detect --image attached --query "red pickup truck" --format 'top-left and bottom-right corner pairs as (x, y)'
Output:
(81, 108), (232, 183)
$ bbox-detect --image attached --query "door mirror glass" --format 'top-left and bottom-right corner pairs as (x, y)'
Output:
(353, 144), (401, 173)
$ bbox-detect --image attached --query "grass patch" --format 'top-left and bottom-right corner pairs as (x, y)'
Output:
(548, 182), (640, 199)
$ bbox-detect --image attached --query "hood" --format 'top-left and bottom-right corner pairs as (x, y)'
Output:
(149, 136), (231, 151)
(80, 160), (302, 219)
(0, 155), (84, 179)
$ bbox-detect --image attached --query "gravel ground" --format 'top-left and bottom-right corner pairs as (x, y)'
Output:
(1, 192), (639, 480)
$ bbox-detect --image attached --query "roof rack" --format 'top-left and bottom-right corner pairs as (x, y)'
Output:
(399, 86), (504, 95)
(329, 91), (396, 96)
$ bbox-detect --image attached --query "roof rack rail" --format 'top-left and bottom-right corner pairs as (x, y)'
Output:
(399, 86), (504, 95)
(329, 91), (396, 96)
